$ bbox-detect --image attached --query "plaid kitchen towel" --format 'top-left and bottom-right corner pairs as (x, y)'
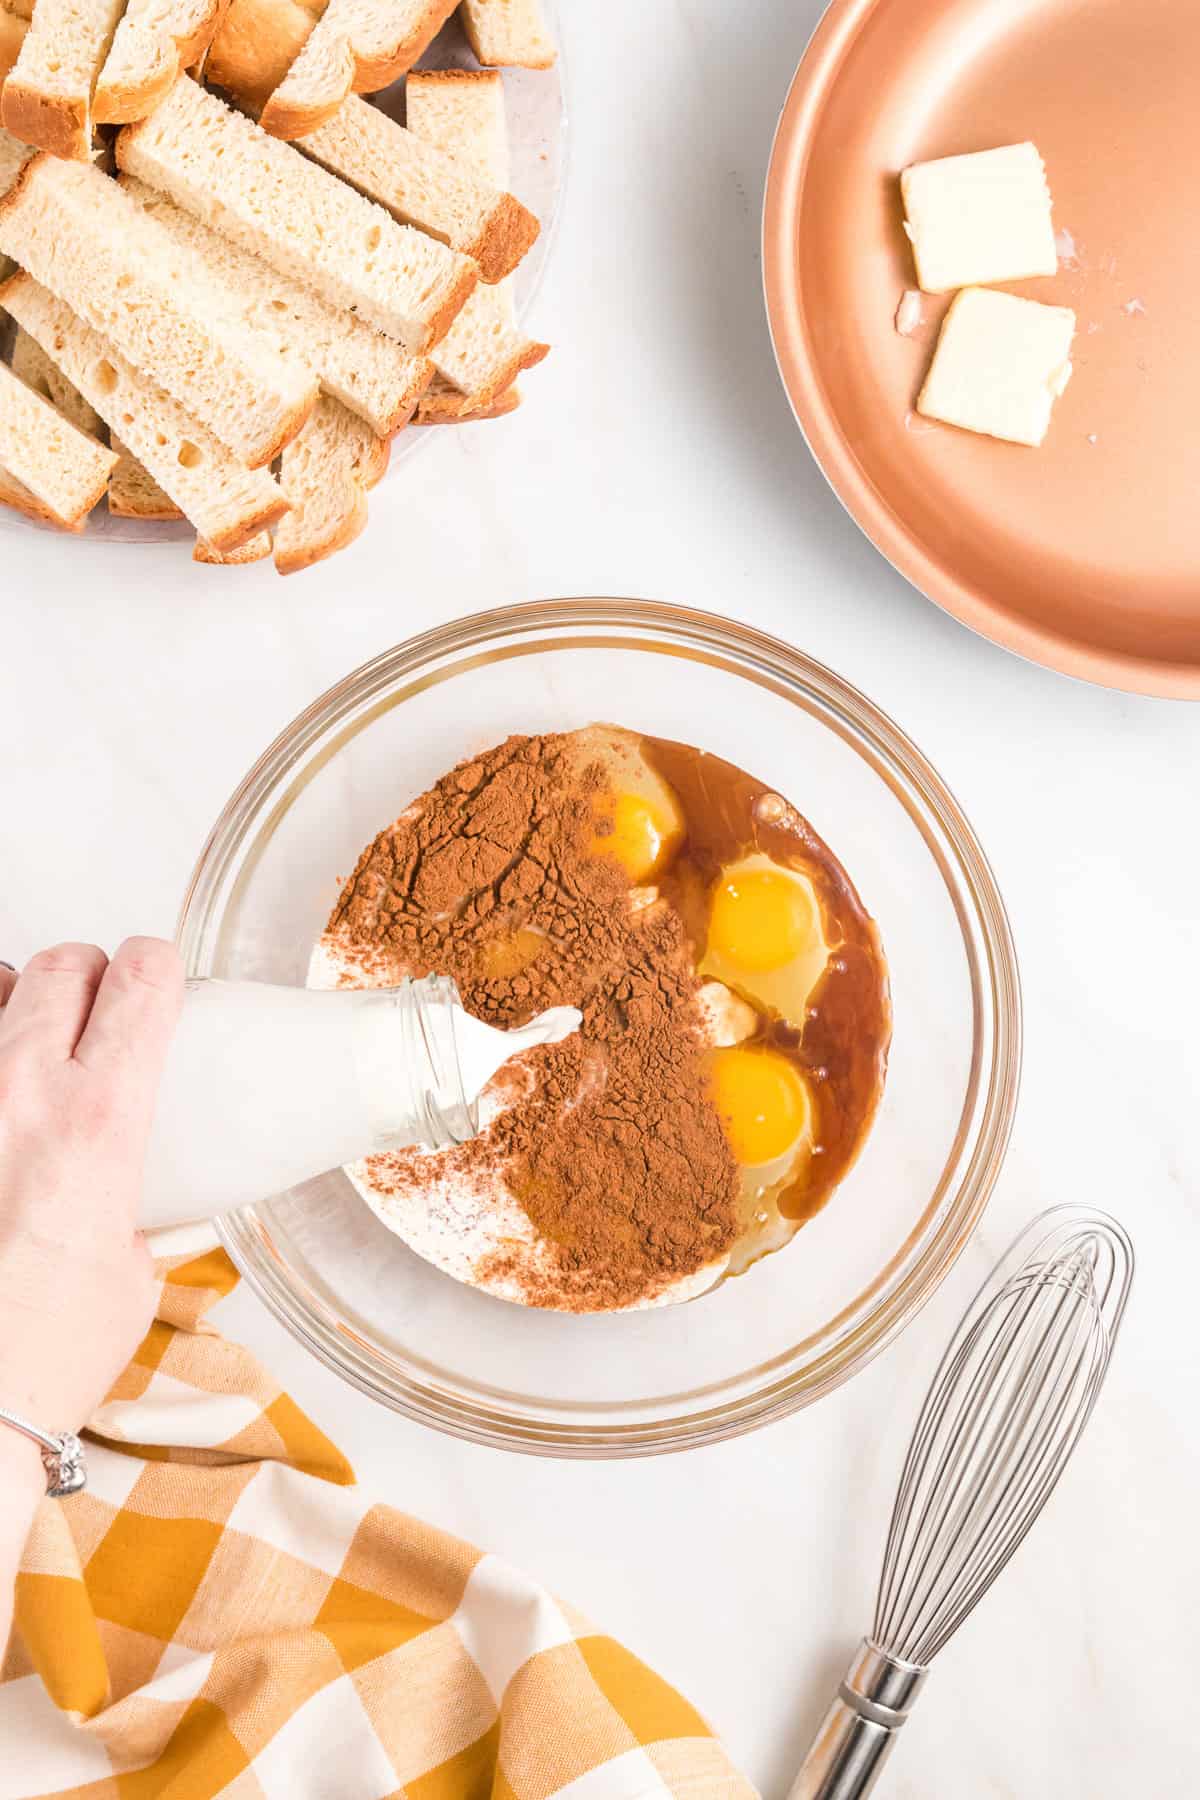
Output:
(0, 1247), (756, 1799)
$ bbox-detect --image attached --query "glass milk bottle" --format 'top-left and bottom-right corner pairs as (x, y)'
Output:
(140, 976), (580, 1228)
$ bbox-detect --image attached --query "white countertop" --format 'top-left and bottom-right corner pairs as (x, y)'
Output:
(4, 3), (1199, 1793)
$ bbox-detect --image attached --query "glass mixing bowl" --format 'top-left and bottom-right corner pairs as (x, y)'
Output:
(178, 599), (1021, 1456)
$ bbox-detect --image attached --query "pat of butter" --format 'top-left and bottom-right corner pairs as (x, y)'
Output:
(917, 287), (1075, 447)
(901, 142), (1057, 293)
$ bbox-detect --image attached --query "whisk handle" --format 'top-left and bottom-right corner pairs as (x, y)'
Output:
(788, 1697), (899, 1800)
(789, 1641), (929, 1800)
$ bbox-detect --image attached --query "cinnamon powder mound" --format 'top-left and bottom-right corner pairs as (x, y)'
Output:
(324, 732), (742, 1311)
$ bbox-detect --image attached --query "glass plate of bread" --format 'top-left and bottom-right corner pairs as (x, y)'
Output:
(0, 0), (564, 572)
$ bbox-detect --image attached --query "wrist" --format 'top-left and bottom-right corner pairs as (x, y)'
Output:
(0, 1303), (90, 1437)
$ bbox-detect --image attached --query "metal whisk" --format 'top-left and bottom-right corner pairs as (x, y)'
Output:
(790, 1206), (1134, 1800)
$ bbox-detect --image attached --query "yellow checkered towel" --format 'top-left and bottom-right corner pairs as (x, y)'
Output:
(1, 1248), (756, 1799)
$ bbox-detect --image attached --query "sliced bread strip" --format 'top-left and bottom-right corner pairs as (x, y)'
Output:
(459, 0), (555, 70)
(426, 248), (546, 414)
(117, 76), (478, 354)
(109, 437), (183, 518)
(0, 330), (102, 532)
(0, 356), (116, 526)
(406, 67), (546, 413)
(259, 0), (456, 140)
(11, 324), (104, 436)
(6, 323), (174, 529)
(274, 392), (387, 574)
(1, 272), (289, 551)
(415, 372), (519, 423)
(0, 460), (69, 527)
(204, 0), (323, 110)
(3, 321), (111, 526)
(121, 175), (432, 435)
(296, 97), (537, 284)
(1, 0), (127, 159)
(0, 153), (318, 468)
(403, 68), (510, 182)
(13, 296), (189, 521)
(195, 528), (271, 562)
(94, 0), (231, 124)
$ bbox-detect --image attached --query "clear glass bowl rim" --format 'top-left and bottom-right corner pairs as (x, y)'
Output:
(178, 597), (1022, 1458)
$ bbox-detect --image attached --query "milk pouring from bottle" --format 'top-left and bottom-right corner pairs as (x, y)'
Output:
(140, 976), (580, 1228)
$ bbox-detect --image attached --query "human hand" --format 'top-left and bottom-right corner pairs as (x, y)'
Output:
(0, 940), (184, 1513)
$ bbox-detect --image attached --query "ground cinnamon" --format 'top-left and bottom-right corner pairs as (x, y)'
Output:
(326, 732), (743, 1311)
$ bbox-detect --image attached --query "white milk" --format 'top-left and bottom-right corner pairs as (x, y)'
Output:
(141, 977), (580, 1228)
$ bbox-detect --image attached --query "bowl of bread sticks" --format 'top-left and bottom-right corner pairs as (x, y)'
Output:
(0, 0), (563, 572)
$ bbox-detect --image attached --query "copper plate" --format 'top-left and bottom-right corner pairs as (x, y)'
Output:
(764, 0), (1200, 697)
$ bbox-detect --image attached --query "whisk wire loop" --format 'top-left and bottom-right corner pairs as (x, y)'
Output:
(873, 1217), (1129, 1668)
(905, 1260), (1095, 1659)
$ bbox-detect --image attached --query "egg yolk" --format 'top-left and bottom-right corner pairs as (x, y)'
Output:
(591, 791), (681, 881)
(707, 868), (817, 973)
(707, 1046), (811, 1167)
(478, 927), (545, 979)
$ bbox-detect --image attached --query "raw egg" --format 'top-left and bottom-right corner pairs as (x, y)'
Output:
(477, 926), (546, 980)
(701, 853), (830, 1027)
(709, 865), (817, 971)
(708, 1045), (812, 1167)
(590, 789), (683, 881)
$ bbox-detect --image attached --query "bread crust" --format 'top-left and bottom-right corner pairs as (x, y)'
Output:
(377, 355), (434, 435)
(208, 489), (290, 552)
(93, 0), (232, 124)
(253, 385), (319, 466)
(257, 45), (351, 139)
(205, 0), (319, 106)
(194, 527), (272, 562)
(456, 333), (547, 411)
(466, 190), (538, 284)
(421, 258), (479, 353)
(360, 428), (389, 488)
(1, 79), (90, 160)
(404, 68), (500, 92)
(274, 402), (387, 574)
(259, 0), (456, 140)
(341, 0), (457, 91)
(273, 478), (365, 572)
(415, 380), (520, 424)
(0, 9), (27, 83)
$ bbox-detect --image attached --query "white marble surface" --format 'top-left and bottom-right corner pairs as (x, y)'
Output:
(3, 2), (1199, 1793)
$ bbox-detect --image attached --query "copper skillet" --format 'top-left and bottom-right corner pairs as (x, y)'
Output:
(764, 0), (1200, 698)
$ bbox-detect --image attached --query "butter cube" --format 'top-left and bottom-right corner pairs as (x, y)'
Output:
(901, 142), (1057, 293)
(917, 287), (1075, 447)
